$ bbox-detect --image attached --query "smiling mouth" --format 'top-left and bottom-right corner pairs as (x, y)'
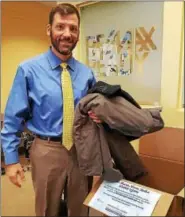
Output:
(59, 41), (72, 46)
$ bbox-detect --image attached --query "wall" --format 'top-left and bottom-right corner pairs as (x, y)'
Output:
(79, 1), (164, 104)
(1, 2), (52, 112)
(134, 1), (184, 152)
(77, 1), (184, 152)
(160, 1), (184, 128)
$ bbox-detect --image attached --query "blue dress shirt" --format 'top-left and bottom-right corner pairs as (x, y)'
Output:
(1, 48), (96, 165)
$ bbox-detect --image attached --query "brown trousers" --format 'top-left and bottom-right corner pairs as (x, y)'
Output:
(29, 138), (89, 216)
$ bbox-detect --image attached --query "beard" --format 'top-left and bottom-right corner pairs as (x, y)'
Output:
(50, 31), (78, 56)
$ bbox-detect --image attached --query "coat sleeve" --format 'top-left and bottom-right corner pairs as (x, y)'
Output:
(90, 95), (164, 138)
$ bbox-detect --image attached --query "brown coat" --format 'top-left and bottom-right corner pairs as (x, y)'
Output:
(73, 93), (164, 181)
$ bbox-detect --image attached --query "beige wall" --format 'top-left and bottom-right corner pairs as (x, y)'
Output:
(1, 2), (52, 112)
(79, 1), (164, 104)
(160, 1), (184, 128)
(76, 1), (184, 152)
(135, 1), (184, 152)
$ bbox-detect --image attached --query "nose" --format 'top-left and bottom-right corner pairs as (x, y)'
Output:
(62, 27), (71, 38)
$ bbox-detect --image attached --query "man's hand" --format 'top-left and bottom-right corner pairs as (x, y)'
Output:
(88, 111), (102, 123)
(6, 163), (25, 188)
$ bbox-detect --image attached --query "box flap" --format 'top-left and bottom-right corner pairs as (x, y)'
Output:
(177, 188), (184, 197)
(138, 155), (184, 194)
(152, 193), (174, 216)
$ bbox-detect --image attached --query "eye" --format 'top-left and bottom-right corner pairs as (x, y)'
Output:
(70, 25), (78, 33)
(56, 24), (65, 30)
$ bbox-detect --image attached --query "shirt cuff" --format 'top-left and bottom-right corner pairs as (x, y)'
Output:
(4, 151), (19, 165)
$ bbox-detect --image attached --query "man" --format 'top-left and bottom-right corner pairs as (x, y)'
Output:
(1, 3), (100, 216)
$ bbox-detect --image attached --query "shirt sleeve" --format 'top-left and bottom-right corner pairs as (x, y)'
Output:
(1, 65), (31, 165)
(88, 70), (96, 89)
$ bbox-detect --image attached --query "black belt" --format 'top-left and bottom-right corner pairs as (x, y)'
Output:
(36, 134), (62, 142)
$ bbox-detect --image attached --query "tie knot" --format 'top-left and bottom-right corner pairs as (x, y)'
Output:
(61, 63), (68, 70)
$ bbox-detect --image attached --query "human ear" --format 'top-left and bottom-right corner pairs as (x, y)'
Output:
(46, 24), (51, 36)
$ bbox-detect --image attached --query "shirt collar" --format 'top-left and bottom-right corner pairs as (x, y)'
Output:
(46, 47), (75, 71)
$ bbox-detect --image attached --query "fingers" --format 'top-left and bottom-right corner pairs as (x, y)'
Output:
(9, 174), (21, 188)
(88, 111), (102, 123)
(19, 169), (25, 181)
(88, 111), (93, 116)
(92, 119), (102, 124)
(6, 164), (25, 188)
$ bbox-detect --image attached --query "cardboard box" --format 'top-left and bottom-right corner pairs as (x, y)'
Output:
(84, 127), (184, 216)
(138, 127), (184, 195)
(177, 188), (184, 198)
(166, 187), (184, 216)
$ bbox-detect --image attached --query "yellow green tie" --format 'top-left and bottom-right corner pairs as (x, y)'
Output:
(61, 63), (74, 150)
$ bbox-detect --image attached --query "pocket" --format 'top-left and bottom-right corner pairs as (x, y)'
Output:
(28, 138), (36, 156)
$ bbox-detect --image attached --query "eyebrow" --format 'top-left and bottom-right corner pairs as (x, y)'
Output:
(55, 22), (78, 27)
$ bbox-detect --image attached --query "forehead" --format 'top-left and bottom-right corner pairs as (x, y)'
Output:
(52, 13), (79, 26)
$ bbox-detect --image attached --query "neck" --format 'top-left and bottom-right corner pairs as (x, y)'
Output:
(51, 46), (72, 62)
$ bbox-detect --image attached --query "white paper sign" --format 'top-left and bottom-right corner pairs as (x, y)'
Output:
(88, 180), (161, 216)
(102, 44), (117, 66)
(88, 48), (100, 62)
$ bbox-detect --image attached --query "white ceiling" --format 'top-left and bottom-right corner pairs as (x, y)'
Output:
(38, 1), (57, 7)
(38, 1), (84, 7)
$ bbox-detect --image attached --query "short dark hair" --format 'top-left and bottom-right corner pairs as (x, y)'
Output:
(49, 3), (80, 25)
